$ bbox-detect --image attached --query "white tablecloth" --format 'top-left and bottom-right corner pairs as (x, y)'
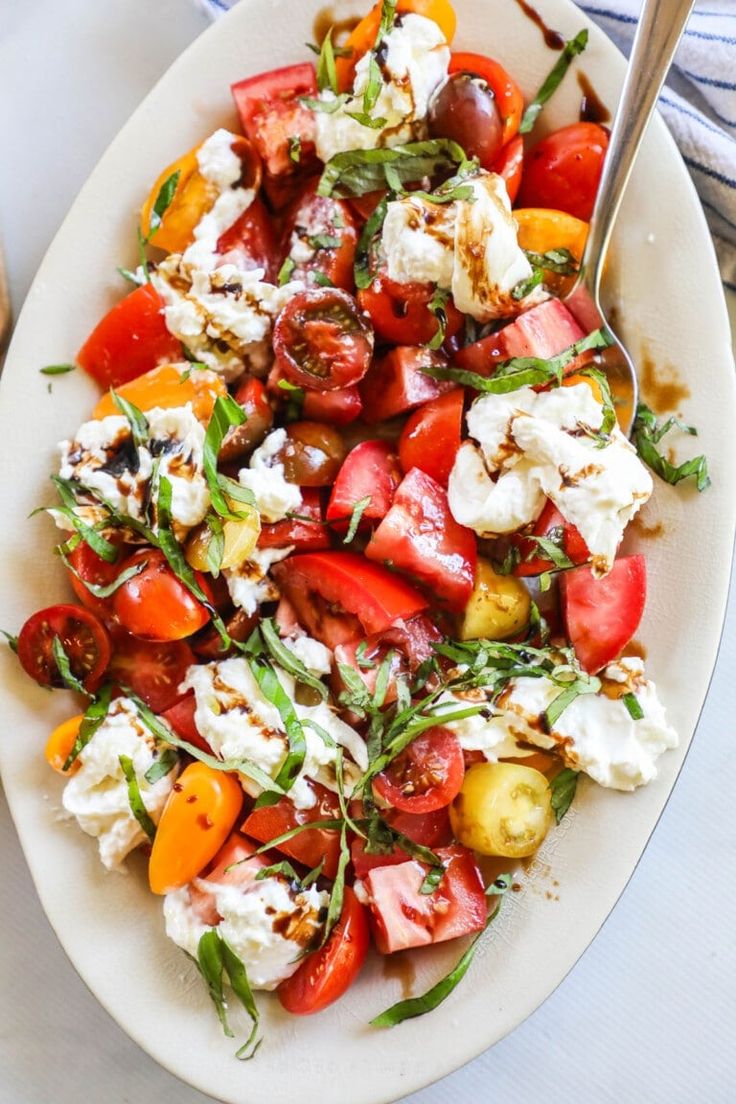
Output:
(1, 3), (735, 1102)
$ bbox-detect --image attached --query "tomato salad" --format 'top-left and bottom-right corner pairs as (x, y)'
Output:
(12, 0), (710, 1050)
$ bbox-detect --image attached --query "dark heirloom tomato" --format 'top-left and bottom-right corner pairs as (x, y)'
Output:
(357, 272), (463, 347)
(326, 440), (402, 531)
(218, 377), (273, 465)
(77, 283), (182, 389)
(519, 122), (610, 222)
(215, 196), (278, 282)
(448, 52), (524, 146)
(278, 887), (370, 1016)
(112, 549), (212, 642)
(513, 500), (590, 577)
(66, 538), (127, 617)
(273, 287), (374, 392)
(364, 844), (487, 954)
(242, 781), (343, 879)
(365, 468), (477, 613)
(161, 692), (214, 755)
(398, 389), (464, 487)
(359, 345), (454, 423)
(454, 298), (585, 376)
(560, 555), (647, 674)
(429, 71), (504, 169)
(492, 133), (524, 204)
(108, 630), (194, 713)
(271, 551), (428, 648)
(17, 604), (111, 693)
(258, 487), (330, 552)
(281, 184), (359, 291)
(281, 420), (346, 486)
(302, 385), (363, 426)
(190, 608), (259, 661)
(374, 727), (465, 814)
(231, 63), (318, 177)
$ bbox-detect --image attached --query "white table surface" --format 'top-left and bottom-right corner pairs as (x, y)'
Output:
(1, 2), (735, 1102)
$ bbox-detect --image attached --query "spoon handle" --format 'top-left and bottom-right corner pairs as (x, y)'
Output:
(580, 0), (696, 298)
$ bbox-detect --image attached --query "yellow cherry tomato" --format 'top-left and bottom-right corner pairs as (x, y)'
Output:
(563, 371), (606, 407)
(450, 761), (552, 858)
(148, 762), (243, 895)
(514, 208), (589, 294)
(186, 503), (261, 572)
(460, 558), (531, 641)
(45, 714), (85, 776)
(336, 0), (457, 91)
(93, 363), (227, 423)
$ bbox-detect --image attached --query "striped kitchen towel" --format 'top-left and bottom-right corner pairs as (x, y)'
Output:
(196, 0), (736, 290)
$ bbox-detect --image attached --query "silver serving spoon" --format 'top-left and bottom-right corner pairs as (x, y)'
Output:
(563, 0), (696, 434)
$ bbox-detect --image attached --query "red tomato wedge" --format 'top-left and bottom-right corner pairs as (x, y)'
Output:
(278, 887), (370, 1015)
(242, 781), (342, 880)
(108, 631), (195, 714)
(519, 122), (609, 222)
(332, 614), (442, 708)
(374, 727), (465, 814)
(513, 500), (590, 577)
(231, 63), (317, 177)
(492, 133), (524, 204)
(112, 549), (212, 642)
(454, 298), (585, 376)
(560, 554), (647, 674)
(17, 604), (111, 694)
(351, 806), (452, 878)
(366, 468), (477, 612)
(448, 52), (524, 146)
(258, 487), (330, 552)
(66, 538), (127, 617)
(216, 195), (278, 282)
(357, 273), (463, 347)
(271, 551), (428, 648)
(302, 385), (363, 426)
(326, 440), (402, 532)
(359, 345), (454, 423)
(398, 389), (464, 487)
(77, 283), (182, 389)
(364, 844), (487, 954)
(161, 692), (214, 756)
(281, 184), (359, 291)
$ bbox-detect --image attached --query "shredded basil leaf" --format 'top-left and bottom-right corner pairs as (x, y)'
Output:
(248, 656), (307, 793)
(519, 29), (589, 134)
(300, 92), (349, 114)
(118, 754), (157, 840)
(63, 682), (114, 770)
(309, 233), (342, 250)
(549, 768), (579, 823)
(51, 635), (91, 697)
(426, 286), (451, 351)
(144, 748), (179, 784)
(632, 402), (710, 492)
(355, 641), (377, 669)
(306, 39), (353, 59)
(47, 477), (119, 563)
(543, 674), (600, 729)
(40, 363), (76, 376)
(316, 26), (339, 93)
(255, 860), (303, 884)
(2, 630), (19, 653)
(344, 495), (372, 543)
(195, 930), (233, 1036)
(318, 138), (468, 198)
(525, 528), (574, 570)
(278, 256), (296, 285)
(259, 617), (328, 701)
(622, 692), (644, 720)
(59, 549), (142, 598)
(312, 271), (335, 287)
(220, 939), (261, 1060)
(203, 395), (255, 520)
(354, 195), (388, 289)
(110, 390), (149, 448)
(146, 169), (181, 241)
(322, 822), (351, 945)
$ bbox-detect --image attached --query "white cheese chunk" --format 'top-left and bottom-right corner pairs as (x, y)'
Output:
(62, 697), (179, 871)
(181, 656), (367, 809)
(164, 876), (328, 990)
(224, 545), (293, 616)
(236, 428), (303, 523)
(282, 633), (333, 676)
(448, 383), (653, 574)
(181, 128), (255, 272)
(314, 14), (450, 162)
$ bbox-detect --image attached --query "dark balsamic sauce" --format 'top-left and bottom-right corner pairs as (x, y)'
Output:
(578, 72), (611, 124)
(513, 0), (565, 50)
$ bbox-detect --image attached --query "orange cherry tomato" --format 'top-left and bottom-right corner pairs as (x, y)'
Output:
(92, 363), (227, 423)
(112, 549), (213, 642)
(149, 762), (244, 894)
(448, 52), (524, 146)
(45, 715), (85, 776)
(336, 0), (457, 92)
(514, 207), (589, 292)
(140, 137), (262, 255)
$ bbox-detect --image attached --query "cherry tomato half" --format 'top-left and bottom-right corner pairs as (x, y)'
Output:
(218, 377), (274, 466)
(92, 362), (227, 423)
(77, 284), (182, 390)
(448, 52), (524, 147)
(107, 629), (195, 713)
(560, 554), (647, 674)
(66, 538), (127, 617)
(357, 272), (463, 347)
(112, 549), (212, 642)
(518, 122), (609, 222)
(278, 887), (370, 1015)
(374, 726), (465, 813)
(429, 71), (504, 170)
(17, 604), (111, 693)
(273, 287), (374, 391)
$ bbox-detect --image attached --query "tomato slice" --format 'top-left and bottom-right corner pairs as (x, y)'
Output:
(333, 613), (442, 710)
(366, 468), (477, 613)
(92, 362), (227, 423)
(359, 345), (455, 423)
(231, 63), (318, 177)
(560, 554), (647, 674)
(492, 133), (524, 204)
(518, 122), (610, 222)
(351, 806), (452, 877)
(326, 440), (402, 532)
(271, 551), (429, 648)
(302, 385), (363, 426)
(108, 629), (194, 713)
(242, 781), (342, 880)
(454, 298), (586, 377)
(219, 376), (274, 466)
(66, 538), (128, 617)
(17, 604), (111, 693)
(258, 487), (331, 552)
(513, 500), (590, 577)
(161, 692), (214, 755)
(374, 727), (465, 814)
(357, 272), (463, 347)
(273, 287), (374, 391)
(365, 844), (487, 954)
(77, 284), (182, 389)
(215, 195), (278, 282)
(278, 886), (370, 1015)
(112, 549), (212, 642)
(448, 52), (524, 147)
(398, 389), (464, 487)
(281, 183), (359, 291)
